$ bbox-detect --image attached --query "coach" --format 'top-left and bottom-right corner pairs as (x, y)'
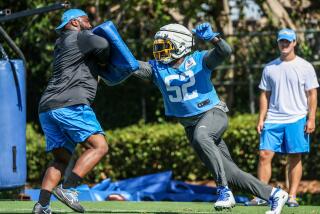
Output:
(33, 8), (110, 214)
(250, 28), (318, 207)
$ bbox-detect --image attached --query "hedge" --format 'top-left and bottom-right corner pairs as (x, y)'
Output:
(26, 113), (320, 185)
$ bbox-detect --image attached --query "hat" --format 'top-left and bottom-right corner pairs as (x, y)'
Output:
(277, 28), (296, 42)
(56, 9), (87, 31)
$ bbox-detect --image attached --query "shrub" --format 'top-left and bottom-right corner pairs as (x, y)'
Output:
(26, 113), (320, 184)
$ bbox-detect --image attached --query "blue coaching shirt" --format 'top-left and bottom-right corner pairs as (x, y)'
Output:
(149, 51), (220, 117)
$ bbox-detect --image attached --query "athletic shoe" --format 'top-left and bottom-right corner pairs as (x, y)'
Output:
(214, 186), (236, 211)
(52, 184), (85, 213)
(265, 187), (289, 214)
(244, 197), (268, 206)
(32, 202), (52, 214)
(286, 196), (299, 207)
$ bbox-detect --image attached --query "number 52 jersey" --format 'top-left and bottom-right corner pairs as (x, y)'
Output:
(149, 50), (220, 118)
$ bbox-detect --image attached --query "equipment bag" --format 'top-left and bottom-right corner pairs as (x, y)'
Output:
(0, 44), (26, 189)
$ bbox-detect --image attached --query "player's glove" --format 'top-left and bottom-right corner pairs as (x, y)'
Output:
(192, 22), (220, 41)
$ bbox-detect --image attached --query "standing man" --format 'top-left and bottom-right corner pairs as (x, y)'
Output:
(33, 9), (110, 213)
(133, 22), (288, 214)
(248, 28), (318, 207)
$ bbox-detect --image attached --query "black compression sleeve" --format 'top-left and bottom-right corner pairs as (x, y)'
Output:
(133, 61), (153, 81)
(78, 30), (110, 63)
(203, 39), (232, 70)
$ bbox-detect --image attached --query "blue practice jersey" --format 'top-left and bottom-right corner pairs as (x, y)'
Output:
(149, 51), (220, 117)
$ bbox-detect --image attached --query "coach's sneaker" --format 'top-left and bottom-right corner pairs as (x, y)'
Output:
(265, 187), (288, 214)
(52, 184), (85, 213)
(214, 186), (236, 211)
(32, 202), (52, 214)
(244, 197), (268, 206)
(286, 196), (299, 207)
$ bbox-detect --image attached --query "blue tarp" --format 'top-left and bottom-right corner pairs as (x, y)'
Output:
(25, 171), (249, 203)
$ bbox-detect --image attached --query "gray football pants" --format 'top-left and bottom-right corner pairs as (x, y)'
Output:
(184, 108), (272, 200)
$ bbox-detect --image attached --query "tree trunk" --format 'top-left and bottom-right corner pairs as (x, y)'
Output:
(264, 0), (296, 29)
(221, 0), (235, 110)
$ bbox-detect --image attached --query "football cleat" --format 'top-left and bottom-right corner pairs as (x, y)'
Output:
(286, 196), (299, 207)
(32, 202), (52, 214)
(52, 184), (85, 213)
(244, 197), (268, 206)
(265, 187), (288, 214)
(214, 186), (236, 211)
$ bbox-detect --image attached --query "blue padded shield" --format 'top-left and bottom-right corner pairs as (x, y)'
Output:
(0, 59), (26, 189)
(93, 21), (139, 86)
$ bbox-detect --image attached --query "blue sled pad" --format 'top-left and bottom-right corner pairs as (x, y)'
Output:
(168, 180), (194, 194)
(91, 178), (111, 191)
(93, 21), (139, 85)
(108, 171), (172, 194)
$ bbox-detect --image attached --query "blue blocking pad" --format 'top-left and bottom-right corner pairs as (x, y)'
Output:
(93, 21), (139, 85)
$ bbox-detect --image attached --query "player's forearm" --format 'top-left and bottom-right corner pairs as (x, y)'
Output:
(204, 39), (232, 70)
(258, 91), (269, 122)
(258, 107), (268, 122)
(307, 89), (317, 120)
(132, 61), (153, 81)
(212, 39), (232, 57)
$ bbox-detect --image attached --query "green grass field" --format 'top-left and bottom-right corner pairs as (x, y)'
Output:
(0, 201), (319, 214)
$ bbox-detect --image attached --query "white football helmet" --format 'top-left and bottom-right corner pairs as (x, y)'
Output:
(153, 23), (194, 64)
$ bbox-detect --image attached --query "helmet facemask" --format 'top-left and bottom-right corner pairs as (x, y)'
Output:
(153, 39), (175, 64)
(153, 24), (194, 64)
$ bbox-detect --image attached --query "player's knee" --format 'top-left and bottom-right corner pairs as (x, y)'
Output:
(99, 142), (109, 156)
(192, 132), (211, 147)
(95, 137), (109, 156)
(87, 134), (108, 153)
(259, 150), (274, 162)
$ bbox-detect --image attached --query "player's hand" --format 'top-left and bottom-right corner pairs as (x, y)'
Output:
(256, 120), (264, 134)
(305, 118), (315, 134)
(192, 22), (220, 41)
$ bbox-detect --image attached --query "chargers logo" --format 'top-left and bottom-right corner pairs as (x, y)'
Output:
(185, 57), (196, 70)
(281, 30), (294, 36)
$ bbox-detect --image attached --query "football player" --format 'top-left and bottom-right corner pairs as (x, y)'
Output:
(133, 22), (288, 214)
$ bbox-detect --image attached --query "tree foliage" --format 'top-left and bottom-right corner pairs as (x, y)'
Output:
(0, 0), (319, 129)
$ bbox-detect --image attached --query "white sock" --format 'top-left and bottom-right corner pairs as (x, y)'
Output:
(270, 187), (278, 196)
